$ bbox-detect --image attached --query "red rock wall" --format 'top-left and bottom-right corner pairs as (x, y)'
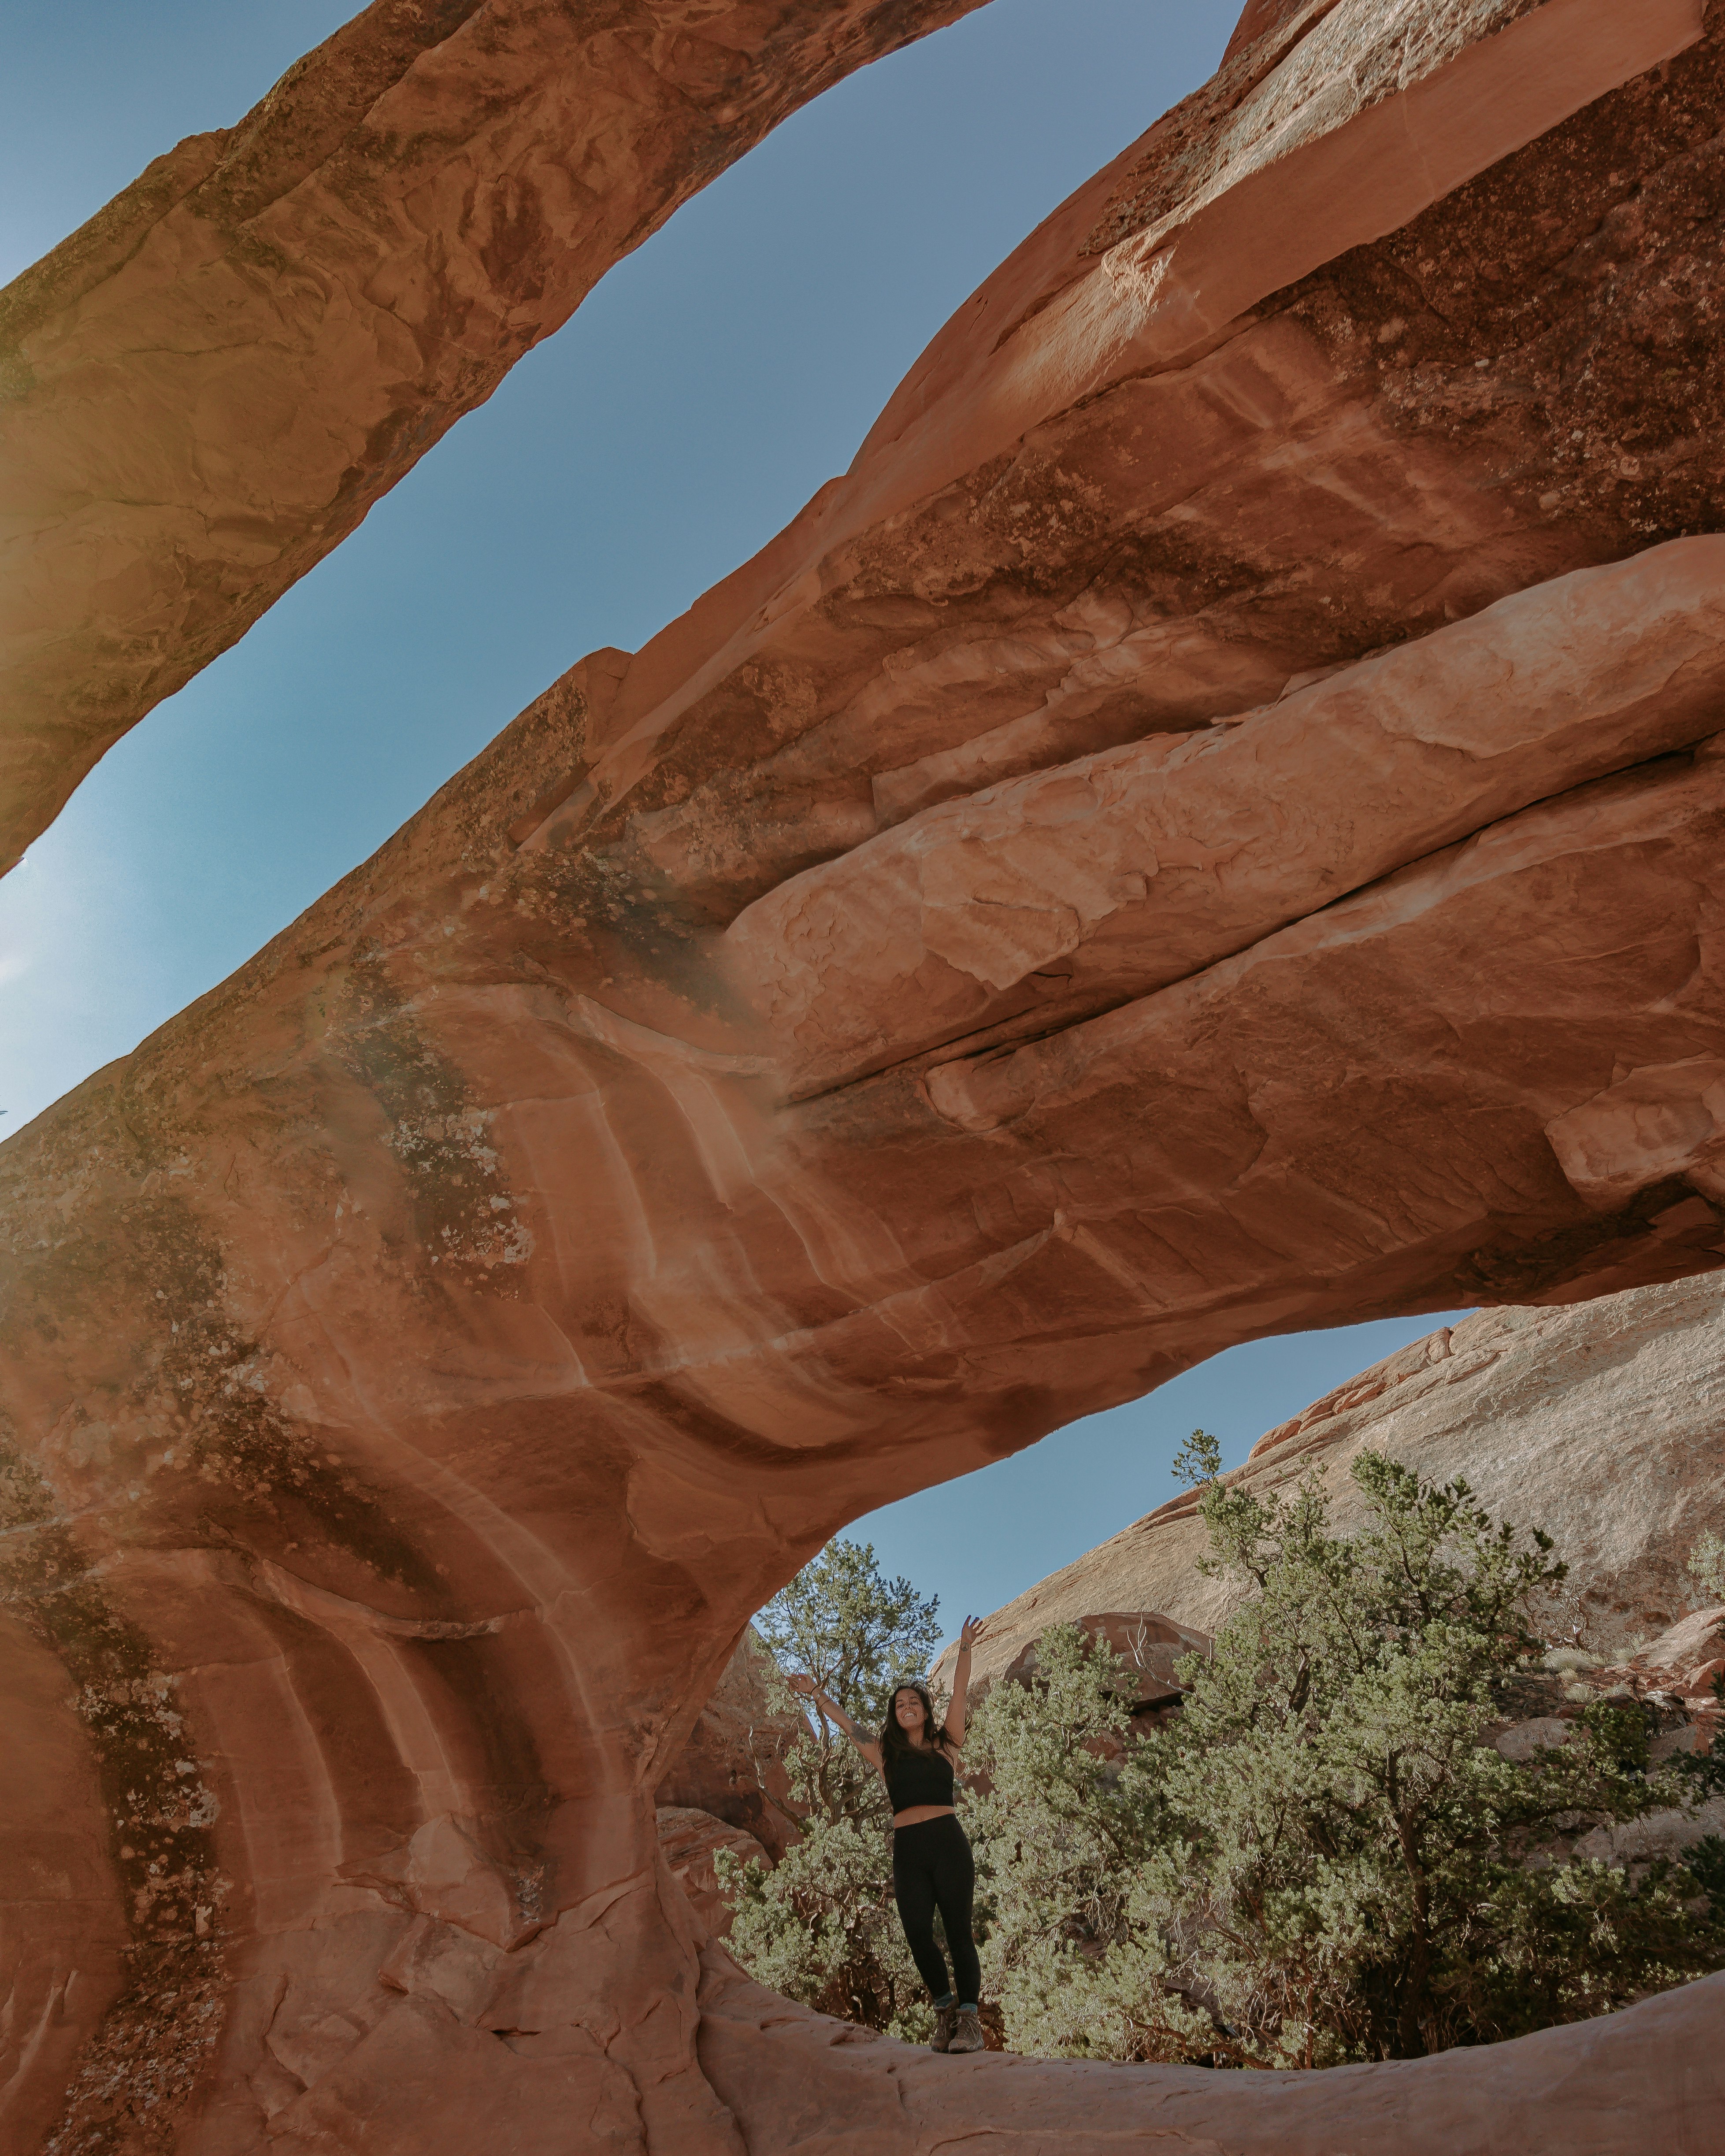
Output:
(654, 1808), (771, 1938)
(4, 2), (1725, 2149)
(653, 1628), (801, 1860)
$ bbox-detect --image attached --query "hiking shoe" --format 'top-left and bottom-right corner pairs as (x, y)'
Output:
(930, 2004), (955, 2053)
(947, 2008), (984, 2054)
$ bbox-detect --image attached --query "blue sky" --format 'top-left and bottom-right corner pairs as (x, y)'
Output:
(2, 0), (1465, 1632)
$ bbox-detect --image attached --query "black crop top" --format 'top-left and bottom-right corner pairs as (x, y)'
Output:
(883, 1739), (957, 1814)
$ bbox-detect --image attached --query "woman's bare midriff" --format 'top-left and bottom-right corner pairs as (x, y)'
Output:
(890, 1804), (956, 1828)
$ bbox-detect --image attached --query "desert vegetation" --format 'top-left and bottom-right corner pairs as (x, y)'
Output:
(719, 1539), (943, 2041)
(726, 1453), (1725, 2064)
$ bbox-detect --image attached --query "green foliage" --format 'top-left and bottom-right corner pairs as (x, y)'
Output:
(719, 1539), (942, 2039)
(1171, 1427), (1223, 1491)
(1673, 1668), (1725, 1803)
(1689, 1529), (1725, 1605)
(753, 1536), (942, 1719)
(1577, 1699), (1650, 1776)
(965, 1452), (1725, 2067)
(960, 1625), (1196, 2061)
(718, 1814), (933, 2037)
(1687, 1834), (1725, 1902)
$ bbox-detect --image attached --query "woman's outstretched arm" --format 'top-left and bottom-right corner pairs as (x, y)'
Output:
(944, 1616), (983, 1745)
(786, 1672), (882, 1767)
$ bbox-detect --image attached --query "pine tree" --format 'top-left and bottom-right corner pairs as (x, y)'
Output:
(719, 1539), (944, 2037)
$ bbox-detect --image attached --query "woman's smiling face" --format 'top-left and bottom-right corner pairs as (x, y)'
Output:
(893, 1687), (927, 1735)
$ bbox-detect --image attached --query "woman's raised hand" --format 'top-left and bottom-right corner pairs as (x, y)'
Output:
(958, 1615), (983, 1655)
(786, 1671), (817, 1697)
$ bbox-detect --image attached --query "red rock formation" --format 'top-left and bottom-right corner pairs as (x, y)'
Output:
(654, 1809), (769, 1938)
(696, 1959), (1725, 2154)
(1636, 1604), (1725, 1696)
(653, 1628), (801, 1860)
(728, 541), (1725, 1093)
(0, 0), (989, 877)
(992, 1612), (1211, 1711)
(5, 2), (1725, 2149)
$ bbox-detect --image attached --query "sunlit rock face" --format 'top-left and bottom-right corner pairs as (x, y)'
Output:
(5, 0), (1725, 2149)
(0, 0), (992, 878)
(939, 1275), (1725, 1696)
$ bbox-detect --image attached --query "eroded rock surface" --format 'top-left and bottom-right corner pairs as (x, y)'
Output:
(697, 1954), (1725, 2156)
(5, 1), (1725, 2150)
(655, 1809), (769, 1938)
(654, 1627), (801, 1860)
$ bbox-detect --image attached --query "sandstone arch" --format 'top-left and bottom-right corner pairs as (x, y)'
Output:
(0, 0), (993, 879)
(4, 1), (1725, 2148)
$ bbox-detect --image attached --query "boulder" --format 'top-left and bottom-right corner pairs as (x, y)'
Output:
(1631, 1604), (1725, 1686)
(656, 1808), (771, 1938)
(994, 1611), (1211, 1709)
(1573, 1797), (1725, 1868)
(1492, 1717), (1573, 1764)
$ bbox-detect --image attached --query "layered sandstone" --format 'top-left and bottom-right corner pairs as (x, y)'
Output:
(654, 1810), (769, 1938)
(729, 541), (1725, 1093)
(939, 1275), (1725, 1693)
(5, 2), (1725, 2151)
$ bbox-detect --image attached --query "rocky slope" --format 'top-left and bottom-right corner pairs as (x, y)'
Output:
(5, 3), (1725, 2151)
(939, 1275), (1725, 1694)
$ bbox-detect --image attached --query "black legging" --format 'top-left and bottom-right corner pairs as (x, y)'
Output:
(892, 1814), (981, 2006)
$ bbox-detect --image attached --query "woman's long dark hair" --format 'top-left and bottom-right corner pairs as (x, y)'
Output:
(878, 1681), (953, 1760)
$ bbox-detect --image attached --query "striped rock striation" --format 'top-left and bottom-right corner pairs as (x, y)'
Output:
(6, 2), (1725, 2151)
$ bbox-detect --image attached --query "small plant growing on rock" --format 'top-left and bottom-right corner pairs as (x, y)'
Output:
(718, 1538), (942, 2039)
(964, 1446), (1725, 2066)
(1688, 1528), (1725, 1606)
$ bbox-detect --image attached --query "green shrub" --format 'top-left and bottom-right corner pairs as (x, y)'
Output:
(717, 1538), (942, 2040)
(1689, 1528), (1725, 1605)
(964, 1446), (1725, 2065)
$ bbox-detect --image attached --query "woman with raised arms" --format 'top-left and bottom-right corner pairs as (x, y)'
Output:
(788, 1614), (985, 2054)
